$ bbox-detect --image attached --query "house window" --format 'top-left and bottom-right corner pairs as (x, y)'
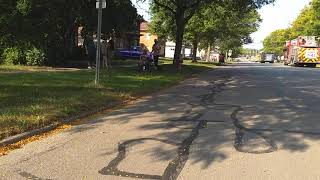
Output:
(145, 33), (151, 40)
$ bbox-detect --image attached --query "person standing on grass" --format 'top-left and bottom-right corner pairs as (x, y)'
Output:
(152, 39), (161, 70)
(107, 36), (115, 68)
(84, 33), (96, 69)
(101, 37), (108, 68)
(219, 53), (225, 64)
(139, 49), (150, 72)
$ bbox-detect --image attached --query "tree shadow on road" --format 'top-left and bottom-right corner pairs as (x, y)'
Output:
(64, 66), (320, 179)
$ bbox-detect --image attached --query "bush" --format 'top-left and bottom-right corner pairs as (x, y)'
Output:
(1, 47), (21, 65)
(25, 47), (45, 66)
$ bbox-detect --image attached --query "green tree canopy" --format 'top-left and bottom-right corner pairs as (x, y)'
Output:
(263, 29), (292, 55)
(0, 0), (140, 65)
(145, 0), (271, 64)
(149, 0), (261, 60)
(263, 0), (320, 55)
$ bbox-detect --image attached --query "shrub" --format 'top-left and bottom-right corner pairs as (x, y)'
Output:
(25, 47), (45, 66)
(1, 47), (21, 65)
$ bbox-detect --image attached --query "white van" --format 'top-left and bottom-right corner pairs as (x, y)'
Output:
(260, 53), (276, 63)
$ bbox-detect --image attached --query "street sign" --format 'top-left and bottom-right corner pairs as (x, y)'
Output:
(228, 50), (233, 57)
(96, 0), (106, 9)
(95, 0), (104, 84)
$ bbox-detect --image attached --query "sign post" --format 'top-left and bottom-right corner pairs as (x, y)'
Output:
(95, 0), (106, 84)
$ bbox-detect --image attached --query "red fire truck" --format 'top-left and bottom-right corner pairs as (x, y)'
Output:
(284, 36), (320, 67)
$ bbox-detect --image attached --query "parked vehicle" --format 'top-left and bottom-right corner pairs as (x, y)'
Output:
(260, 52), (276, 63)
(115, 46), (152, 59)
(284, 36), (320, 67)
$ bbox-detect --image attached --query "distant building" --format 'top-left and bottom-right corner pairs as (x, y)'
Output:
(139, 21), (204, 59)
(77, 19), (141, 50)
(165, 41), (202, 59)
(114, 32), (140, 49)
(139, 22), (165, 56)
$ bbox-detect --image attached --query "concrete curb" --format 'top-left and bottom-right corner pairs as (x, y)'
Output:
(0, 101), (122, 147)
(0, 89), (172, 147)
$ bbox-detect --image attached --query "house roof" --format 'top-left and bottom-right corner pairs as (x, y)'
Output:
(140, 22), (149, 31)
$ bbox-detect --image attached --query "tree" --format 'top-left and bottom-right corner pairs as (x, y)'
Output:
(149, 3), (176, 40)
(0, 0), (140, 65)
(152, 0), (203, 63)
(184, 12), (204, 62)
(198, 1), (260, 57)
(144, 0), (274, 66)
(81, 0), (140, 35)
(262, 0), (320, 55)
(148, 0), (263, 61)
(290, 1), (320, 37)
(263, 29), (292, 55)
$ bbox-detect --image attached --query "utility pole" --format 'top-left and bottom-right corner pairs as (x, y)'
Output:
(95, 0), (106, 84)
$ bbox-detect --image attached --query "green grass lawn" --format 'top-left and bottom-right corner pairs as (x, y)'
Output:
(0, 65), (42, 72)
(0, 60), (215, 140)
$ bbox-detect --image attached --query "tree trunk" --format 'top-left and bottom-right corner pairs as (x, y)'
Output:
(63, 25), (77, 62)
(62, 14), (78, 63)
(192, 37), (198, 63)
(173, 10), (185, 66)
(206, 45), (211, 62)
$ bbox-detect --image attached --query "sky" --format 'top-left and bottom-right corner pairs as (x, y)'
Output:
(131, 0), (312, 49)
(131, 0), (151, 21)
(244, 0), (312, 49)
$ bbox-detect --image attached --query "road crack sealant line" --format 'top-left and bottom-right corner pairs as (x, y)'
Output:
(99, 120), (207, 180)
(231, 107), (278, 154)
(99, 75), (280, 179)
(202, 77), (320, 152)
(16, 170), (52, 180)
(99, 92), (208, 179)
(99, 138), (178, 179)
(99, 94), (208, 179)
(196, 78), (278, 154)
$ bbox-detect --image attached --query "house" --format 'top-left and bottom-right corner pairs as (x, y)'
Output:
(165, 41), (202, 59)
(139, 22), (165, 56)
(139, 21), (204, 59)
(114, 32), (140, 49)
(77, 18), (141, 50)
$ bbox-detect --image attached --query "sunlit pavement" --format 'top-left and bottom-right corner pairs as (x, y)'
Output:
(1, 63), (320, 180)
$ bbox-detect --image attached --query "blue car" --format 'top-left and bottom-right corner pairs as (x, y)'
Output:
(115, 46), (152, 59)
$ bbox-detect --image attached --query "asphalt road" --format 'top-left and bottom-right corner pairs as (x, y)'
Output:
(1, 62), (320, 180)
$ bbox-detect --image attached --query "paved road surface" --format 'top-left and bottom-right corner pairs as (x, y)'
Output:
(1, 63), (320, 180)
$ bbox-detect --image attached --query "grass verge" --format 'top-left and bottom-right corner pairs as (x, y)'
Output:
(0, 60), (215, 140)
